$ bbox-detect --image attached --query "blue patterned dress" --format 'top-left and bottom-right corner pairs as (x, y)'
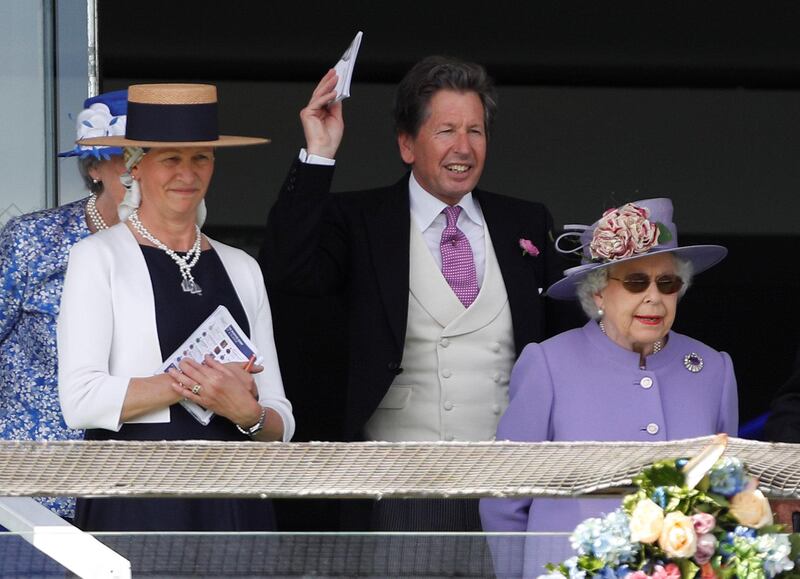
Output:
(0, 198), (91, 518)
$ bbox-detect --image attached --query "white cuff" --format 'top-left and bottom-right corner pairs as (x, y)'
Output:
(299, 148), (335, 166)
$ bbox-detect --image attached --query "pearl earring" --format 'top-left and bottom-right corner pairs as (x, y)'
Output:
(597, 308), (604, 318)
(92, 178), (100, 185)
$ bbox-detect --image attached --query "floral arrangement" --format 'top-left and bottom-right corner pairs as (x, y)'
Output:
(538, 453), (800, 579)
(73, 103), (126, 160)
(589, 203), (671, 261)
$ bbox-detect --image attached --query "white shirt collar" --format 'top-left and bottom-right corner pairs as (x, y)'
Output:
(408, 172), (483, 232)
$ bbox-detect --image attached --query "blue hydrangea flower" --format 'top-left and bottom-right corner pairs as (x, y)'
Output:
(596, 566), (629, 579)
(569, 509), (636, 566)
(708, 457), (747, 496)
(733, 525), (758, 539)
(651, 486), (667, 509)
(754, 534), (795, 578)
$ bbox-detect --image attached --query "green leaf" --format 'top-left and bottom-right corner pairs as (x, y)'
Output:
(677, 558), (699, 579)
(706, 492), (730, 508)
(789, 532), (800, 560)
(644, 462), (685, 488)
(657, 222), (673, 244)
(758, 523), (788, 535)
(545, 562), (568, 577)
(576, 555), (604, 573)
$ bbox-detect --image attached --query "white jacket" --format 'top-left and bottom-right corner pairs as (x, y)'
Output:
(57, 223), (294, 440)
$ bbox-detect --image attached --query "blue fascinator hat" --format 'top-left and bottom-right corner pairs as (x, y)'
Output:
(58, 89), (128, 159)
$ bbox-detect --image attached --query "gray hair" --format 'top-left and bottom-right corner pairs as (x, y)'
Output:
(575, 255), (695, 319)
(78, 156), (104, 194)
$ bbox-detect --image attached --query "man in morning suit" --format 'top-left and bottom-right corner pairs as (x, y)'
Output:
(260, 56), (574, 531)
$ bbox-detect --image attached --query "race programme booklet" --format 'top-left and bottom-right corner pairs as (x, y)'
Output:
(158, 305), (261, 425)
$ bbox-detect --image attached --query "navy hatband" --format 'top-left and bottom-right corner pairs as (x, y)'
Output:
(126, 101), (219, 142)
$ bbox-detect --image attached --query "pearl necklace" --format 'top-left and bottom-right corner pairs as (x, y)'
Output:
(128, 210), (203, 295)
(599, 320), (663, 354)
(86, 194), (109, 231)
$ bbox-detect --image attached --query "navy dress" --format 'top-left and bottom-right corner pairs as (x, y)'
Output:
(75, 246), (276, 531)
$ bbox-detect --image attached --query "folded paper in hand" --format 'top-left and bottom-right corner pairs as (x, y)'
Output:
(332, 31), (363, 102)
(158, 305), (261, 425)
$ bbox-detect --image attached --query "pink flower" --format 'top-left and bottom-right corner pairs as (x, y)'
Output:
(691, 512), (716, 535)
(694, 533), (718, 565)
(519, 238), (540, 257)
(652, 563), (681, 579)
(589, 203), (660, 260)
(626, 572), (651, 579)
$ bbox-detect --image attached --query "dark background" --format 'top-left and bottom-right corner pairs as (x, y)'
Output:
(96, 0), (800, 439)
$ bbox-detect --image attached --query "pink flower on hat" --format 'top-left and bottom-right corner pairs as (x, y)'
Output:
(589, 203), (660, 261)
(519, 238), (540, 257)
(651, 563), (681, 579)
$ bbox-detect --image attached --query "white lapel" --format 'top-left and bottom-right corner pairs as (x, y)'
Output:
(112, 224), (161, 367)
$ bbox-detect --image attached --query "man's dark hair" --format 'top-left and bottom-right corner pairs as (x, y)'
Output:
(393, 55), (498, 140)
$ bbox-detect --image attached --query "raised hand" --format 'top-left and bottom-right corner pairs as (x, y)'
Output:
(300, 68), (344, 159)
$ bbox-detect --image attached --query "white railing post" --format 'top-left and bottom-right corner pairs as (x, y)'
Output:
(0, 497), (130, 579)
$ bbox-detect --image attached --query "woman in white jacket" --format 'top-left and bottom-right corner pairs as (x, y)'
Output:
(58, 83), (294, 531)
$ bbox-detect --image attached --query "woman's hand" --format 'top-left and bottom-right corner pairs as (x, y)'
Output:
(120, 373), (186, 423)
(300, 68), (344, 159)
(169, 355), (263, 427)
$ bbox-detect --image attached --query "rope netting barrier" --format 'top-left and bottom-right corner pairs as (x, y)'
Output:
(2, 435), (800, 499)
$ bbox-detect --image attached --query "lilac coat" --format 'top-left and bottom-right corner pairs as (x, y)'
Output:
(480, 320), (738, 534)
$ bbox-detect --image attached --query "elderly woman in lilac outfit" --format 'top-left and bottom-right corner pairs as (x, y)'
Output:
(479, 198), (738, 577)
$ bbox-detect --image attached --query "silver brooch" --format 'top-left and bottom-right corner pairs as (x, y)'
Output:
(683, 352), (704, 373)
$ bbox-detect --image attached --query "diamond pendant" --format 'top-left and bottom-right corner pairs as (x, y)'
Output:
(181, 279), (202, 295)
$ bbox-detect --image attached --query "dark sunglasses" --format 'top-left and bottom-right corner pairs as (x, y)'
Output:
(608, 273), (684, 295)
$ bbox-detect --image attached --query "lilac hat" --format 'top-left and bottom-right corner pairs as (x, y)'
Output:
(545, 198), (727, 300)
(58, 89), (128, 159)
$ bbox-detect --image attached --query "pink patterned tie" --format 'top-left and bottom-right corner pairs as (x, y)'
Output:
(440, 206), (479, 307)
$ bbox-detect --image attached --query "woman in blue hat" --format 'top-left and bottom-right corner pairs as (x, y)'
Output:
(0, 90), (128, 520)
(479, 198), (739, 577)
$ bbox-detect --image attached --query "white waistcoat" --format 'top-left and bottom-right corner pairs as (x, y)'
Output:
(364, 221), (516, 441)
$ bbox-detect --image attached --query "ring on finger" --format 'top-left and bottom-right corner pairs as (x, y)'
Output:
(191, 384), (202, 395)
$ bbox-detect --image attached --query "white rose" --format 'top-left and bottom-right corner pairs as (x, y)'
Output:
(658, 511), (697, 558)
(730, 489), (774, 528)
(629, 498), (665, 544)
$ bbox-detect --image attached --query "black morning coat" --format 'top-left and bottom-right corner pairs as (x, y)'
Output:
(259, 159), (579, 441)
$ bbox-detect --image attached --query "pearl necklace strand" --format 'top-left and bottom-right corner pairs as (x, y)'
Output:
(128, 210), (203, 295)
(86, 194), (109, 231)
(599, 320), (663, 354)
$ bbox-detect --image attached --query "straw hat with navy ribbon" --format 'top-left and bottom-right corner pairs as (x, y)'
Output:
(545, 198), (728, 300)
(76, 84), (268, 224)
(76, 83), (269, 148)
